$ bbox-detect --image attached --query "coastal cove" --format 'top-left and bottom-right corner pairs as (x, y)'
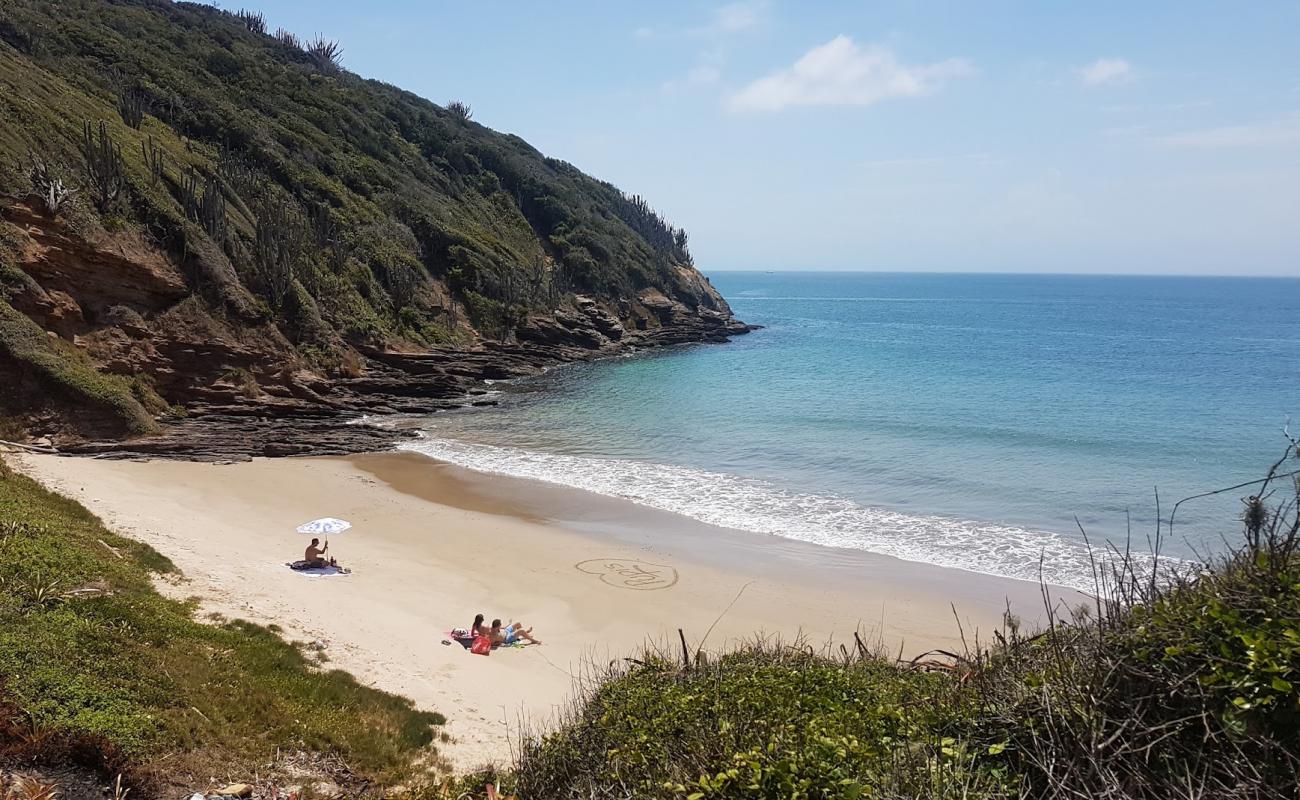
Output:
(399, 272), (1300, 591)
(15, 451), (1075, 769)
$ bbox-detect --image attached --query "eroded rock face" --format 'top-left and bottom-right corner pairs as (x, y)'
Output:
(4, 199), (187, 334)
(1, 200), (754, 455)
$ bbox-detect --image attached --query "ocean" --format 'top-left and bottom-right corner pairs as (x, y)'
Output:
(398, 272), (1299, 591)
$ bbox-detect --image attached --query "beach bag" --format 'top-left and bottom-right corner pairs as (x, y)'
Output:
(470, 635), (492, 656)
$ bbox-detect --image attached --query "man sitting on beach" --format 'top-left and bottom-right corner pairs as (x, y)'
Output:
(304, 537), (331, 568)
(489, 618), (542, 646)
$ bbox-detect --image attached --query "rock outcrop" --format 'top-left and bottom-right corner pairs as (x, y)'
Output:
(1, 199), (754, 458)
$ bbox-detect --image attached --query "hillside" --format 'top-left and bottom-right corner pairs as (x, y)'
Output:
(0, 0), (748, 446)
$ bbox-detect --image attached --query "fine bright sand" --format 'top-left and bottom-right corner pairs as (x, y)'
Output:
(18, 452), (1079, 769)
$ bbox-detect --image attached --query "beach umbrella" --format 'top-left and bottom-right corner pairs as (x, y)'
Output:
(296, 517), (352, 536)
(296, 518), (351, 563)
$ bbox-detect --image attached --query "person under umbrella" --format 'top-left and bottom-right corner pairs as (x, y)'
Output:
(303, 537), (333, 568)
(295, 517), (352, 571)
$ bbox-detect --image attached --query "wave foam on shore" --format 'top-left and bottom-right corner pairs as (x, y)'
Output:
(398, 437), (1122, 591)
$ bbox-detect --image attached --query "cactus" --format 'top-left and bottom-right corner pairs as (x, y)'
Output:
(306, 35), (343, 74)
(117, 85), (148, 129)
(27, 152), (75, 215)
(307, 203), (337, 248)
(274, 28), (300, 49)
(79, 120), (124, 212)
(216, 149), (259, 202)
(182, 170), (226, 242)
(254, 199), (306, 307)
(235, 9), (266, 34)
(446, 100), (472, 123)
(141, 136), (167, 187)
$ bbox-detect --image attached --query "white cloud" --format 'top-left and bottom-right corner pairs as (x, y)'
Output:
(1078, 58), (1132, 87)
(728, 36), (972, 113)
(662, 51), (725, 94)
(632, 26), (654, 40)
(1154, 114), (1300, 148)
(712, 1), (766, 33)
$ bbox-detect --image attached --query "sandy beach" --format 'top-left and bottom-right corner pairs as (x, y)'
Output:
(16, 451), (1080, 769)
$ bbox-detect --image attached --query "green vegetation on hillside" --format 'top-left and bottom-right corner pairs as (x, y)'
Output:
(461, 447), (1300, 800)
(0, 0), (710, 346)
(0, 456), (443, 792)
(0, 0), (736, 436)
(0, 300), (157, 436)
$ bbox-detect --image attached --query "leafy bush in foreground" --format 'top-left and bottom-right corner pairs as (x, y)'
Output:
(477, 444), (1300, 800)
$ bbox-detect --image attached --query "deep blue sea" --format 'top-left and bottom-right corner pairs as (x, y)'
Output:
(400, 273), (1299, 590)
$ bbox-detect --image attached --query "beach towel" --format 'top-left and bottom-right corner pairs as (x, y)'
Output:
(446, 629), (475, 649)
(285, 561), (350, 577)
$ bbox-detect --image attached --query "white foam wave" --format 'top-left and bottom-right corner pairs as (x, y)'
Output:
(398, 437), (1125, 591)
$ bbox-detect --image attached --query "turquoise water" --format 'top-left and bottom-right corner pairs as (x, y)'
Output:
(400, 273), (1299, 589)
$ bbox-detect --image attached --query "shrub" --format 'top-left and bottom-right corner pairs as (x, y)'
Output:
(446, 100), (472, 123)
(505, 446), (1300, 799)
(26, 153), (73, 216)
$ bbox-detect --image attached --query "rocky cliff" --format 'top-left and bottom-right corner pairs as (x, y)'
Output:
(0, 0), (750, 453)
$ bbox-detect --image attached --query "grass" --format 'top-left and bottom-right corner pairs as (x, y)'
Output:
(452, 446), (1300, 800)
(0, 456), (444, 793)
(0, 299), (157, 436)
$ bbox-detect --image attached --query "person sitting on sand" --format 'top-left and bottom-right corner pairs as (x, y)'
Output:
(471, 613), (487, 638)
(489, 618), (541, 646)
(304, 537), (332, 568)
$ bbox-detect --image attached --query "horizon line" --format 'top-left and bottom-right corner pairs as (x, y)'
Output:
(703, 268), (1300, 279)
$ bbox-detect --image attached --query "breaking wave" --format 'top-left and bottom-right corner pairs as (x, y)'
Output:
(398, 436), (1120, 591)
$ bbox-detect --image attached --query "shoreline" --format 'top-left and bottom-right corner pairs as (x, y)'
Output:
(15, 450), (1083, 770)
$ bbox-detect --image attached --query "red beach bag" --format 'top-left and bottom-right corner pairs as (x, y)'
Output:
(470, 635), (492, 656)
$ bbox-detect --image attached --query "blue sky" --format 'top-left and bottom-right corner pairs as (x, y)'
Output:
(247, 1), (1300, 276)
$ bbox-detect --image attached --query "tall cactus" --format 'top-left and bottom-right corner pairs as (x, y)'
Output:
(274, 28), (300, 49)
(446, 100), (472, 123)
(216, 149), (259, 203)
(141, 137), (166, 187)
(254, 199), (306, 308)
(79, 120), (124, 213)
(182, 170), (226, 242)
(235, 9), (266, 34)
(117, 86), (148, 129)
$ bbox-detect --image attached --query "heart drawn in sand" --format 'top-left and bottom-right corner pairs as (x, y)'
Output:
(575, 558), (679, 591)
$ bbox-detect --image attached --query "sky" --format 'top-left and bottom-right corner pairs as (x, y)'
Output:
(244, 1), (1300, 276)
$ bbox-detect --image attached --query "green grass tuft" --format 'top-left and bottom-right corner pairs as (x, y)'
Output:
(0, 458), (444, 791)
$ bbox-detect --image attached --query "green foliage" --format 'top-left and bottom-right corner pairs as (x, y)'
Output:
(0, 299), (156, 435)
(0, 0), (707, 338)
(510, 643), (1001, 800)
(0, 459), (444, 787)
(1127, 554), (1300, 733)
(506, 453), (1300, 799)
